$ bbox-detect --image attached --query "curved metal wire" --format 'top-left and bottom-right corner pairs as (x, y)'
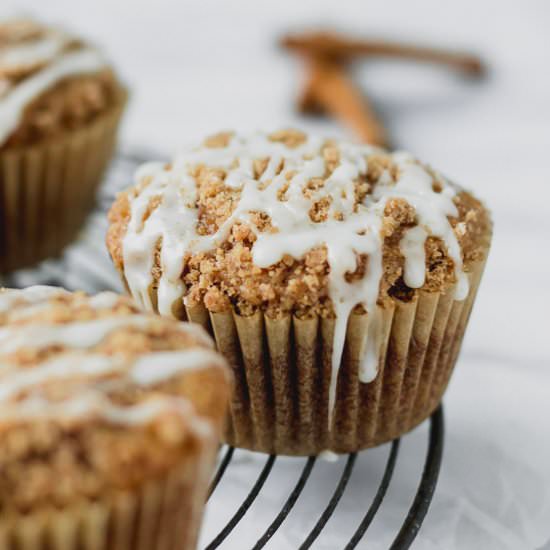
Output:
(207, 446), (235, 500)
(299, 453), (357, 549)
(253, 456), (317, 549)
(390, 406), (445, 549)
(344, 439), (401, 549)
(205, 455), (276, 550)
(204, 407), (444, 550)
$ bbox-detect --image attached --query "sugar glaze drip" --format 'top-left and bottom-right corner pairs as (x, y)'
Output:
(0, 285), (69, 313)
(121, 132), (468, 424)
(0, 31), (71, 71)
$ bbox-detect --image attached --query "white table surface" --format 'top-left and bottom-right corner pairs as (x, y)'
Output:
(3, 1), (550, 548)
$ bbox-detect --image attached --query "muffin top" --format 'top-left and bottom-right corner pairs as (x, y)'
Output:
(108, 129), (491, 321)
(0, 286), (230, 513)
(0, 17), (121, 149)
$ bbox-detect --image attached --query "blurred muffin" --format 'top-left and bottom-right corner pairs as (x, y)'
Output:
(107, 129), (492, 455)
(0, 285), (230, 549)
(0, 18), (127, 273)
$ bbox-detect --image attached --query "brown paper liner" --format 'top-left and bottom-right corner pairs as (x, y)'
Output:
(0, 437), (217, 550)
(123, 243), (489, 456)
(194, 254), (488, 455)
(0, 90), (127, 273)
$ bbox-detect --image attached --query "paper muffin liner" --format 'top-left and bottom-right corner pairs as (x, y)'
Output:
(121, 246), (488, 456)
(0, 90), (127, 273)
(0, 438), (217, 550)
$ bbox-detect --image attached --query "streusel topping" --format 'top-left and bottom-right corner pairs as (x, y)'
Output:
(107, 130), (490, 415)
(0, 18), (118, 148)
(0, 286), (229, 511)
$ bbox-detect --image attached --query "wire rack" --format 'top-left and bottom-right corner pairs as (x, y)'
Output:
(204, 408), (443, 550)
(4, 152), (445, 550)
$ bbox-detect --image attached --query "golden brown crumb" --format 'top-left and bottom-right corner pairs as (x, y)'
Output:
(366, 154), (399, 184)
(322, 141), (340, 174)
(203, 131), (234, 148)
(253, 157), (269, 178)
(268, 128), (307, 148)
(384, 198), (416, 227)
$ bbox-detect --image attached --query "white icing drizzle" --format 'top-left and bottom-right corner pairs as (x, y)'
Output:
(359, 307), (384, 384)
(131, 349), (223, 385)
(123, 162), (196, 314)
(400, 226), (429, 288)
(0, 393), (204, 430)
(0, 353), (117, 401)
(0, 46), (107, 145)
(0, 349), (224, 403)
(1, 289), (123, 322)
(0, 287), (222, 429)
(0, 31), (71, 71)
(0, 315), (152, 354)
(318, 450), (339, 462)
(87, 291), (122, 309)
(120, 132), (469, 424)
(0, 285), (69, 313)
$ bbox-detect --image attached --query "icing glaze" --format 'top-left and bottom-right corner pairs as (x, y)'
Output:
(120, 132), (469, 423)
(0, 288), (122, 321)
(0, 393), (204, 431)
(318, 450), (339, 462)
(0, 348), (224, 403)
(0, 285), (69, 313)
(0, 315), (152, 353)
(0, 32), (70, 70)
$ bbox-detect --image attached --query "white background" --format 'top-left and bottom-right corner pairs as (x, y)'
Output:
(3, 1), (550, 548)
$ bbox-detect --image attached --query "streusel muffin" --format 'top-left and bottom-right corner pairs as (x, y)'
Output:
(0, 18), (127, 272)
(0, 285), (230, 550)
(107, 129), (492, 455)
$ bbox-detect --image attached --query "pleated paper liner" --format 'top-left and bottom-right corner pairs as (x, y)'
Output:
(0, 89), (127, 274)
(0, 441), (216, 550)
(122, 245), (489, 456)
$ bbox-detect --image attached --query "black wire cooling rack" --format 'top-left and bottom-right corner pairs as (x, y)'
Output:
(204, 408), (443, 550)
(3, 151), (445, 550)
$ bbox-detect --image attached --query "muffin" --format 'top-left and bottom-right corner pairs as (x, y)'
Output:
(107, 129), (492, 455)
(0, 18), (127, 273)
(0, 285), (230, 549)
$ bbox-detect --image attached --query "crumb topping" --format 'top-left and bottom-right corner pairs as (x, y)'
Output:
(0, 286), (230, 512)
(107, 130), (491, 320)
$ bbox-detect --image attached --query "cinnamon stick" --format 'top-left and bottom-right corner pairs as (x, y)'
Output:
(282, 31), (484, 145)
(299, 56), (388, 147)
(282, 31), (484, 76)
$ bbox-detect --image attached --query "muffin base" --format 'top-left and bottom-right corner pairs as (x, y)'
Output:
(0, 89), (127, 273)
(174, 250), (487, 455)
(0, 439), (216, 550)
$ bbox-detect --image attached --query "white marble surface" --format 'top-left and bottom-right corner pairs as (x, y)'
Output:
(3, 1), (550, 548)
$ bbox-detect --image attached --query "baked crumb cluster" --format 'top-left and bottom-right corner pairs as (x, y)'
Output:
(0, 18), (120, 148)
(107, 130), (491, 319)
(0, 287), (228, 512)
